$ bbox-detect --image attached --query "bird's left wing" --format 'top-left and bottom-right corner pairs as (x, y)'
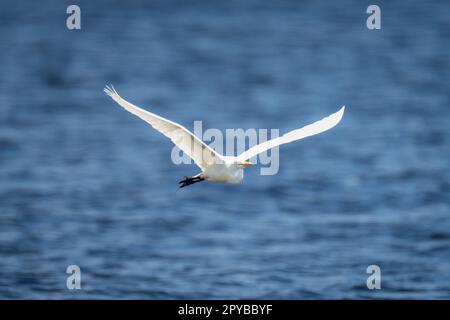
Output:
(104, 86), (223, 170)
(236, 106), (345, 162)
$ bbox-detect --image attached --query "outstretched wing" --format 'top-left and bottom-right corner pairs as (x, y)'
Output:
(236, 106), (345, 161)
(104, 85), (223, 170)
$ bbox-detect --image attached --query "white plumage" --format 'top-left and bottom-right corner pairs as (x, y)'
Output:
(104, 85), (345, 187)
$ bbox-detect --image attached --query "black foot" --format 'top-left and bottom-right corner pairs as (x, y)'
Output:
(179, 176), (205, 188)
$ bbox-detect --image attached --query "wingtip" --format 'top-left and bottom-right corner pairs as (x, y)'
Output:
(331, 105), (346, 124)
(338, 105), (345, 118)
(104, 84), (118, 98)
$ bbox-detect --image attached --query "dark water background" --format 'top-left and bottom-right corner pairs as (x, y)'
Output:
(0, 0), (449, 299)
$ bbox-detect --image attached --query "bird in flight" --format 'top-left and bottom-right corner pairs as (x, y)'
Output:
(104, 86), (345, 188)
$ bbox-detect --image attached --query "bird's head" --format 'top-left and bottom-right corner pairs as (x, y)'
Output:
(236, 161), (253, 168)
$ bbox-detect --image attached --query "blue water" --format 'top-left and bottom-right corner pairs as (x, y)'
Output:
(0, 0), (449, 299)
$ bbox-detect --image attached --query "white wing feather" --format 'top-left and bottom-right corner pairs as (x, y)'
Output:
(104, 86), (222, 170)
(236, 106), (345, 161)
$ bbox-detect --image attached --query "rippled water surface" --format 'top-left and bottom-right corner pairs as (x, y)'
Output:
(0, 0), (449, 299)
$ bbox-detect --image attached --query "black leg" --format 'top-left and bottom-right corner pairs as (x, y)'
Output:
(178, 176), (205, 188)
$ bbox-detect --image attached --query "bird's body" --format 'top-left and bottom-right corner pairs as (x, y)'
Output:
(203, 160), (245, 184)
(104, 85), (345, 188)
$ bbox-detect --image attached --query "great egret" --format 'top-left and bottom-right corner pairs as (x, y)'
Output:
(104, 85), (345, 188)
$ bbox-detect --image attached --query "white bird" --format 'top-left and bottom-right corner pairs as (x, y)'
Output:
(104, 85), (345, 188)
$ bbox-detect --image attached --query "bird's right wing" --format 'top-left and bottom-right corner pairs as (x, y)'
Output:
(236, 106), (345, 161)
(104, 86), (223, 170)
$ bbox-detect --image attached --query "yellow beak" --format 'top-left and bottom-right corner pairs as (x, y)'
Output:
(242, 161), (253, 167)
